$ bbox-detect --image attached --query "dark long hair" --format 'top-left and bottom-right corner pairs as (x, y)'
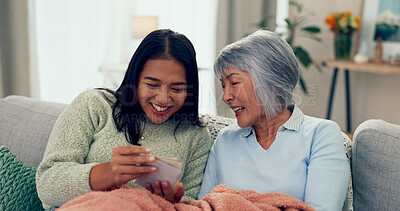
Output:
(105, 29), (200, 145)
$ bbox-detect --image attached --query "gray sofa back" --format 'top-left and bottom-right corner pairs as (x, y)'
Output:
(0, 95), (235, 168)
(0, 95), (67, 167)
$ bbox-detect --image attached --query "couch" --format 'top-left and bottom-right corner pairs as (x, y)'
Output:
(352, 119), (400, 210)
(0, 95), (398, 210)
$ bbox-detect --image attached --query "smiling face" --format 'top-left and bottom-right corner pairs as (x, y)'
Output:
(220, 66), (266, 128)
(137, 58), (188, 124)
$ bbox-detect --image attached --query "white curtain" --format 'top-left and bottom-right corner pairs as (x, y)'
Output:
(34, 0), (128, 103)
(215, 0), (277, 117)
(33, 0), (218, 115)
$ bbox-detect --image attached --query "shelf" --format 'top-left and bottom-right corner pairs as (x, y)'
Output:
(316, 60), (400, 76)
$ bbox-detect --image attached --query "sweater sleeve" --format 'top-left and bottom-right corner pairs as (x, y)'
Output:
(305, 120), (351, 211)
(180, 126), (211, 200)
(197, 136), (219, 199)
(36, 90), (107, 208)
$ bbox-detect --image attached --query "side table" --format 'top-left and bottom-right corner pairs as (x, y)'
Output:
(317, 60), (400, 132)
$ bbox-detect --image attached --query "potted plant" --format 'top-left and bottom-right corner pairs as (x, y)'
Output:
(257, 0), (322, 94)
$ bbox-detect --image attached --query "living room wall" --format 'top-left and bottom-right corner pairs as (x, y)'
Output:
(1, 0), (399, 133)
(293, 0), (400, 132)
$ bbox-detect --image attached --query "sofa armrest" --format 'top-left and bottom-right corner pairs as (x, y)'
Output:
(0, 95), (67, 167)
(352, 119), (400, 210)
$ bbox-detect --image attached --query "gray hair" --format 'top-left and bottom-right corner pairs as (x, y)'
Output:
(215, 30), (299, 123)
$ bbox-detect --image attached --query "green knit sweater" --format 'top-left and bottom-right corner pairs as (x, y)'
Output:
(36, 90), (211, 209)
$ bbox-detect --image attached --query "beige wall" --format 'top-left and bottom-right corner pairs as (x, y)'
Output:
(0, 0), (31, 97)
(293, 0), (400, 132)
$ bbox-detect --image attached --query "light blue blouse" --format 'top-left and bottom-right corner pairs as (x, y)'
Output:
(198, 105), (350, 211)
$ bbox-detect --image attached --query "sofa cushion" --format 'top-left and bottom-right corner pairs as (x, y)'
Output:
(352, 119), (400, 210)
(200, 114), (236, 141)
(341, 132), (353, 211)
(0, 146), (43, 210)
(0, 96), (67, 167)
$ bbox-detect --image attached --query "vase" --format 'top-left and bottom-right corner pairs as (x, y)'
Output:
(334, 33), (352, 60)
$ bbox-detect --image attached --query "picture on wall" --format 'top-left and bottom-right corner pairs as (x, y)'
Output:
(373, 0), (400, 42)
(358, 0), (400, 59)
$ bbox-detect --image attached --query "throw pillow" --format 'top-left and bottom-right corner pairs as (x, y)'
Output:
(0, 146), (43, 211)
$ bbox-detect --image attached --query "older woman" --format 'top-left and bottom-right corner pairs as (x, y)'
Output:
(198, 30), (350, 211)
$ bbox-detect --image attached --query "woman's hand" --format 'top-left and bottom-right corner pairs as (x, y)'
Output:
(109, 145), (157, 184)
(146, 180), (184, 203)
(90, 145), (157, 191)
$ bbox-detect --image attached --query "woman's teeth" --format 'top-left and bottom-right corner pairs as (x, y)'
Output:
(233, 107), (245, 112)
(151, 103), (168, 112)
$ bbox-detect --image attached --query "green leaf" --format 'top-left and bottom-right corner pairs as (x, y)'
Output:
(289, 0), (302, 13)
(301, 26), (321, 33)
(299, 34), (322, 42)
(286, 37), (293, 46)
(294, 46), (313, 68)
(258, 19), (267, 29)
(315, 64), (323, 73)
(311, 36), (322, 42)
(299, 74), (308, 94)
(285, 18), (292, 30)
(257, 14), (276, 30)
(292, 15), (308, 28)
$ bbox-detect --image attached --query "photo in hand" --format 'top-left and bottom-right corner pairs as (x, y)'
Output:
(135, 156), (182, 193)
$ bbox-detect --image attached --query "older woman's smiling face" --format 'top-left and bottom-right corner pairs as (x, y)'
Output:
(220, 66), (266, 128)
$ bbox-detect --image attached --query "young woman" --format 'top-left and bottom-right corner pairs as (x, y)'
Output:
(36, 29), (211, 209)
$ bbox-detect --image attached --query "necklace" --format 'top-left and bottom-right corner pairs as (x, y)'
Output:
(257, 130), (279, 143)
(140, 124), (160, 140)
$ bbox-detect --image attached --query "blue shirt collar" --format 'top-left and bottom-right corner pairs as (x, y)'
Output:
(240, 105), (304, 137)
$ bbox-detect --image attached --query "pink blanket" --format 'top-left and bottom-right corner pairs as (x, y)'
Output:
(58, 184), (314, 211)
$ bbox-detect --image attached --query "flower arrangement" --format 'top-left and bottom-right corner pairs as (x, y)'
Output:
(325, 11), (361, 34)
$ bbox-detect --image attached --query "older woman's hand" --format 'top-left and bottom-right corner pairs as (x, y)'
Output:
(146, 180), (184, 203)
